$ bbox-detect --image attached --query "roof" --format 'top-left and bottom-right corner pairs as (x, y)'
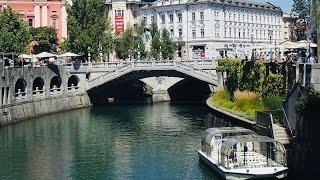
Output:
(141, 0), (282, 12)
(222, 134), (278, 148)
(202, 127), (255, 145)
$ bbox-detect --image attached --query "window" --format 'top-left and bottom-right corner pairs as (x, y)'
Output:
(177, 13), (182, 22)
(238, 29), (241, 38)
(179, 28), (183, 37)
(28, 18), (33, 26)
(201, 28), (204, 37)
(192, 12), (196, 21)
(143, 17), (147, 25)
(52, 19), (57, 29)
(169, 14), (174, 23)
(215, 27), (219, 37)
(234, 28), (237, 38)
(115, 10), (124, 16)
(214, 11), (219, 20)
(229, 28), (232, 38)
(229, 13), (231, 21)
(192, 29), (196, 38)
(224, 27), (227, 37)
(133, 11), (137, 18)
(161, 14), (165, 24)
(200, 12), (204, 20)
(170, 29), (174, 37)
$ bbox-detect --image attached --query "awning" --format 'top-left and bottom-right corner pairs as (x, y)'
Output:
(58, 52), (80, 58)
(35, 52), (57, 58)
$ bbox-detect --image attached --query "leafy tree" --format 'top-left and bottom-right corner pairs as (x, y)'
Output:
(150, 32), (161, 60)
(292, 0), (310, 40)
(150, 23), (161, 60)
(161, 28), (175, 60)
(65, 0), (114, 60)
(30, 27), (58, 54)
(0, 7), (31, 53)
(118, 26), (137, 59)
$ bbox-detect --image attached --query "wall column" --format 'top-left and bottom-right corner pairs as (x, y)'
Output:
(34, 4), (41, 27)
(41, 5), (48, 26)
(61, 5), (68, 39)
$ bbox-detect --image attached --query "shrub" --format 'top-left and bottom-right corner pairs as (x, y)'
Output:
(262, 96), (283, 110)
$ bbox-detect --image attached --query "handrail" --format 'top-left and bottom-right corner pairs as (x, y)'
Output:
(282, 108), (294, 137)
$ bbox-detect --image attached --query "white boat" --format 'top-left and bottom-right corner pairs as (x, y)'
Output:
(198, 127), (288, 179)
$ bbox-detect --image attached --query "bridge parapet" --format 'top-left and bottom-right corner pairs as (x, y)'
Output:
(65, 60), (218, 73)
(86, 60), (219, 90)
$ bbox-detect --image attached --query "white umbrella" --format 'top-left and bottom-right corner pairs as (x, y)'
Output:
(58, 52), (80, 58)
(35, 52), (57, 58)
(296, 40), (317, 48)
(18, 54), (33, 59)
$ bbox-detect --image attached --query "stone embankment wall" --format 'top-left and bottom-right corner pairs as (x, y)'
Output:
(0, 63), (91, 127)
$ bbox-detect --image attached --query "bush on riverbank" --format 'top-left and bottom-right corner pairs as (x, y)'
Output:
(211, 90), (284, 120)
(211, 90), (265, 120)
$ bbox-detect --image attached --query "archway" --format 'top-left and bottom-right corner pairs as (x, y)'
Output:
(15, 78), (27, 96)
(50, 76), (62, 89)
(67, 75), (79, 87)
(33, 77), (44, 91)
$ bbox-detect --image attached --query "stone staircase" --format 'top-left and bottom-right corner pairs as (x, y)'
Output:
(273, 124), (291, 145)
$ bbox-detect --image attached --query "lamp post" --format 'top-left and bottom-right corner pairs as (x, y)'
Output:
(268, 30), (273, 61)
(176, 43), (179, 60)
(159, 45), (162, 60)
(87, 47), (91, 62)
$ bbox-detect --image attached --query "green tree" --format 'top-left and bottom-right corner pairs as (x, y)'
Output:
(161, 28), (175, 60)
(118, 26), (137, 59)
(30, 27), (58, 54)
(0, 7), (31, 53)
(150, 23), (161, 60)
(292, 0), (310, 40)
(66, 0), (114, 60)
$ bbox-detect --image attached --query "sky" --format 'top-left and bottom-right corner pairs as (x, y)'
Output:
(264, 0), (294, 12)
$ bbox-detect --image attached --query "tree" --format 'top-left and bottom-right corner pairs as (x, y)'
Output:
(160, 28), (175, 60)
(0, 7), (31, 53)
(65, 0), (114, 60)
(118, 26), (137, 60)
(150, 22), (161, 60)
(30, 27), (58, 54)
(292, 0), (310, 40)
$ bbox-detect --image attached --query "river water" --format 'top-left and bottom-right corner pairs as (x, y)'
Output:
(0, 103), (223, 179)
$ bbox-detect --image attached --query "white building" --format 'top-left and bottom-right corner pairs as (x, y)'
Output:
(138, 0), (284, 60)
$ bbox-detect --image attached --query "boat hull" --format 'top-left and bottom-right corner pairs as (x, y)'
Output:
(198, 151), (288, 180)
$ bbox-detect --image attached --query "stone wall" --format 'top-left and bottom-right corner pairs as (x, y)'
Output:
(0, 94), (91, 126)
(0, 63), (92, 127)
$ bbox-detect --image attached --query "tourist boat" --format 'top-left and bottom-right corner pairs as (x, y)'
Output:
(198, 127), (288, 179)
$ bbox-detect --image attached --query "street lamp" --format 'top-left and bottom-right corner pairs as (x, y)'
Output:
(176, 43), (179, 60)
(87, 47), (91, 62)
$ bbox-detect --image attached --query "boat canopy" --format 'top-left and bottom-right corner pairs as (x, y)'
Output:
(222, 134), (278, 149)
(202, 127), (255, 145)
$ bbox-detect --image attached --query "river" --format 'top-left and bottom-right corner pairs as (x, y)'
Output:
(0, 103), (223, 179)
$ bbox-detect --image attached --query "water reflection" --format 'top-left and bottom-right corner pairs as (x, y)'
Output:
(0, 103), (222, 179)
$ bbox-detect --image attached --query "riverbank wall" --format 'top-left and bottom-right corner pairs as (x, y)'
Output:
(0, 63), (92, 127)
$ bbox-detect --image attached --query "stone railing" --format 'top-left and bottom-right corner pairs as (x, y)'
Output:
(87, 60), (218, 89)
(14, 89), (27, 102)
(49, 85), (62, 96)
(65, 59), (218, 73)
(32, 87), (45, 99)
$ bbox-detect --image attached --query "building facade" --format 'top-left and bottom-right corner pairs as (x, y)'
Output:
(310, 0), (320, 58)
(138, 0), (284, 60)
(0, 0), (67, 41)
(105, 0), (147, 38)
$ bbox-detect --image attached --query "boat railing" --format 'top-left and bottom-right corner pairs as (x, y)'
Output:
(222, 151), (285, 170)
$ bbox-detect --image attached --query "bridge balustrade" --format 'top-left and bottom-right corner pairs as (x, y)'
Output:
(32, 87), (45, 99)
(67, 84), (79, 95)
(49, 85), (62, 96)
(15, 89), (27, 102)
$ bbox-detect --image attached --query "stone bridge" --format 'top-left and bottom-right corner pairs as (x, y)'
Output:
(65, 60), (219, 90)
(65, 60), (219, 102)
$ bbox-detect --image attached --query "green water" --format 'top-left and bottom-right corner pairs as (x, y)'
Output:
(0, 103), (221, 179)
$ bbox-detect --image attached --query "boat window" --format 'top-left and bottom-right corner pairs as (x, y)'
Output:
(215, 135), (221, 139)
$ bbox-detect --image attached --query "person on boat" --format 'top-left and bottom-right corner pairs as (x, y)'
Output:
(229, 149), (235, 162)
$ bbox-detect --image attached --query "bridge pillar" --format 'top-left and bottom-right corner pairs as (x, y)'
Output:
(152, 90), (170, 103)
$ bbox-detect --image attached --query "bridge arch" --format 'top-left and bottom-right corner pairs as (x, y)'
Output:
(50, 76), (62, 89)
(67, 75), (79, 87)
(33, 77), (44, 91)
(15, 78), (27, 96)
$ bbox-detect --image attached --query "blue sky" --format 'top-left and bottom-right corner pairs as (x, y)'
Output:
(264, 0), (294, 12)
